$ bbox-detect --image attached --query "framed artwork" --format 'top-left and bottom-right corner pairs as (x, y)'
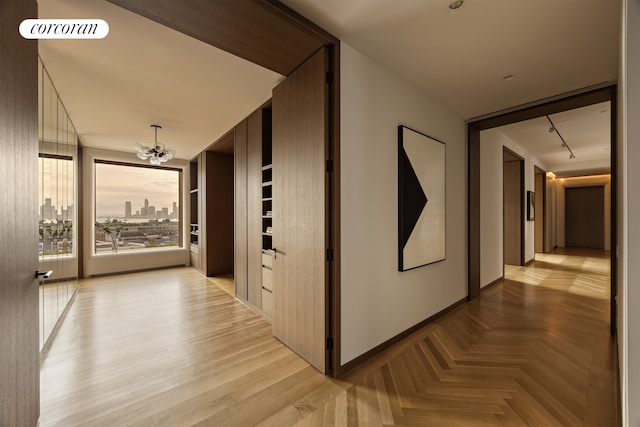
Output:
(527, 190), (535, 221)
(398, 125), (446, 271)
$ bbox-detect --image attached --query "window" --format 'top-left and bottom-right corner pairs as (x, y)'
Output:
(39, 154), (75, 257)
(94, 161), (181, 253)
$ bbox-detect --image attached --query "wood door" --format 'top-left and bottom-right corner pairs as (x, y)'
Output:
(0, 1), (40, 424)
(534, 169), (545, 253)
(503, 148), (524, 266)
(272, 48), (328, 373)
(566, 186), (605, 249)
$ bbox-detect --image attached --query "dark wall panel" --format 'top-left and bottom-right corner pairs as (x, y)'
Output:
(566, 186), (605, 249)
(503, 155), (523, 266)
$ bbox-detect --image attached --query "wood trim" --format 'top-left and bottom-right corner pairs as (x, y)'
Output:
(470, 87), (614, 131)
(328, 44), (341, 377)
(609, 88), (617, 336)
(468, 125), (481, 300)
(105, 0), (330, 76)
(336, 297), (467, 377)
(481, 275), (504, 291)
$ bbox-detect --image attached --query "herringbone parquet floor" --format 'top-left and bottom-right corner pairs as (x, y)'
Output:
(40, 248), (618, 426)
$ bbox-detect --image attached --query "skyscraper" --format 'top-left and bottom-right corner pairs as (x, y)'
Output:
(125, 201), (132, 218)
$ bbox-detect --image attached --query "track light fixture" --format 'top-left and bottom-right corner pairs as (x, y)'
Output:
(546, 116), (575, 160)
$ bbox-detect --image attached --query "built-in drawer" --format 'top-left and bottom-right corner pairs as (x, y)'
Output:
(261, 250), (273, 269)
(262, 266), (273, 292)
(262, 288), (273, 316)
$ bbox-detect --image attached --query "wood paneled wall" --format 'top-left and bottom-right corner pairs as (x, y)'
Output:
(203, 152), (235, 276)
(0, 1), (40, 424)
(234, 121), (249, 300)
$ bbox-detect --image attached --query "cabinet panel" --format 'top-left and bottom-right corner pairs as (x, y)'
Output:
(262, 289), (273, 316)
(234, 121), (248, 300)
(262, 266), (273, 291)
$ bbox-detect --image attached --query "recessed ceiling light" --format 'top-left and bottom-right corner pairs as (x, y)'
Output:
(503, 74), (515, 81)
(449, 0), (464, 10)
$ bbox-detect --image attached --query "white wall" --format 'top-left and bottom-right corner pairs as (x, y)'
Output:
(555, 175), (611, 250)
(340, 43), (467, 365)
(82, 147), (190, 277)
(479, 128), (547, 287)
(621, 0), (640, 424)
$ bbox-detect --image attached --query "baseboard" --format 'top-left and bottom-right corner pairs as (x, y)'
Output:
(480, 275), (504, 291)
(335, 296), (467, 378)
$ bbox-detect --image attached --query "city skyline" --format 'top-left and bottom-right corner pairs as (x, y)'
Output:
(95, 163), (179, 218)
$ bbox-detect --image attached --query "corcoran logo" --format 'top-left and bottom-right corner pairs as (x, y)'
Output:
(20, 19), (109, 39)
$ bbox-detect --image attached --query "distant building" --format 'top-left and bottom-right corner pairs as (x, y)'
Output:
(40, 198), (57, 220)
(125, 201), (132, 218)
(148, 206), (156, 217)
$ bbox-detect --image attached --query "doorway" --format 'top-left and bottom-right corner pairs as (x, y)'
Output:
(503, 147), (524, 266)
(468, 85), (617, 333)
(566, 186), (605, 249)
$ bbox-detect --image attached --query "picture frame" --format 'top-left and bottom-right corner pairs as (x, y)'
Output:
(398, 125), (446, 271)
(527, 190), (535, 221)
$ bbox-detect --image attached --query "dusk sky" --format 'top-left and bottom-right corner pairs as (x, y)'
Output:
(95, 163), (179, 217)
(39, 157), (73, 211)
(38, 159), (180, 218)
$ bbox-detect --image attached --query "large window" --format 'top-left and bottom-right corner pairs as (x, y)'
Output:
(94, 161), (181, 253)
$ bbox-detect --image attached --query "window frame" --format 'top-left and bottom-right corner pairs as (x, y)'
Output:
(93, 158), (184, 255)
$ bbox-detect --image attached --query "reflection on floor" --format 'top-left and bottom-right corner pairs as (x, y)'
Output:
(39, 281), (75, 351)
(40, 249), (618, 426)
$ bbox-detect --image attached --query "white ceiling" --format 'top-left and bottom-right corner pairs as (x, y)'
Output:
(38, 0), (283, 160)
(39, 0), (619, 173)
(486, 101), (611, 177)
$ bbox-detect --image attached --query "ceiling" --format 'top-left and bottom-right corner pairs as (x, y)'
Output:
(38, 0), (283, 160)
(485, 101), (611, 177)
(39, 0), (620, 173)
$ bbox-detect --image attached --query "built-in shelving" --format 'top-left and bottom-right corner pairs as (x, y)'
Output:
(189, 160), (199, 269)
(261, 130), (273, 316)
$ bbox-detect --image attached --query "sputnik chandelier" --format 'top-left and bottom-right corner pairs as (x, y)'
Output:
(135, 124), (175, 165)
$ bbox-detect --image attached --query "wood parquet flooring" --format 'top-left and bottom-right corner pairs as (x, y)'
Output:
(40, 249), (618, 426)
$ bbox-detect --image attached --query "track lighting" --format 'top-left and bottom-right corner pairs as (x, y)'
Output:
(546, 116), (575, 160)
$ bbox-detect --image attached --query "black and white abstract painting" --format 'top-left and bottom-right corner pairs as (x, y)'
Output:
(398, 125), (446, 271)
